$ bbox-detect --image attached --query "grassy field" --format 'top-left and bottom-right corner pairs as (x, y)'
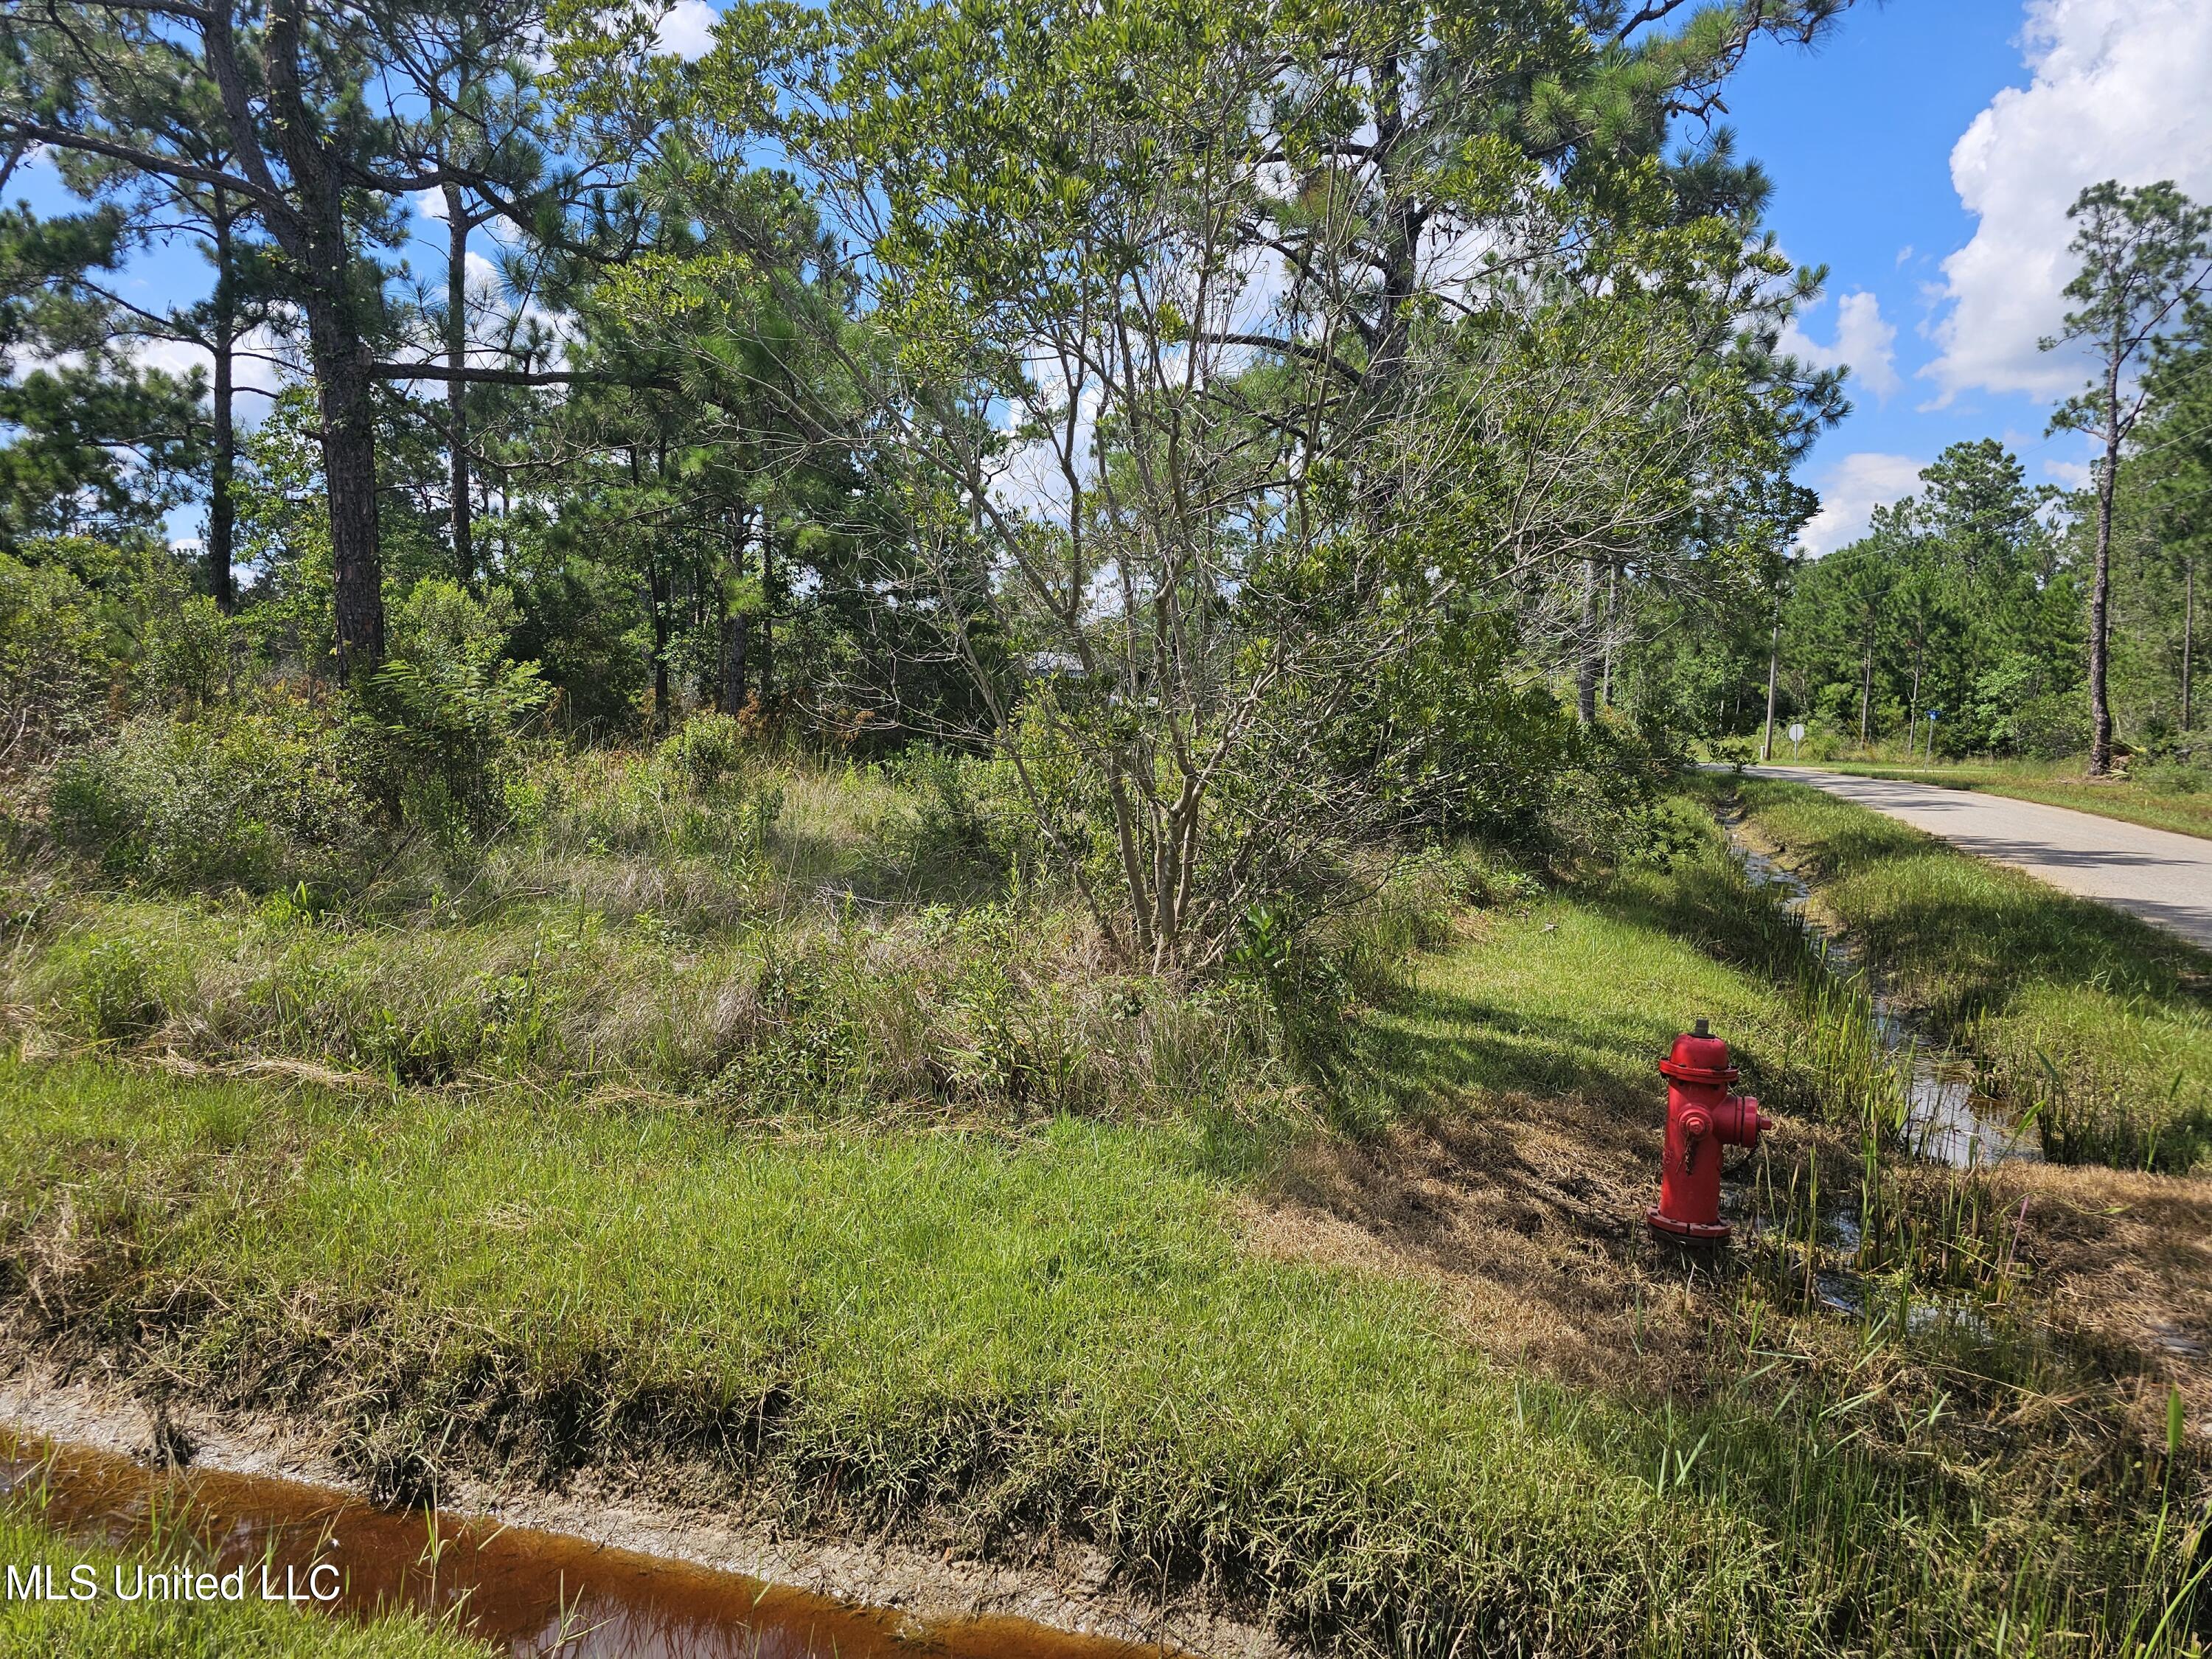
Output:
(1801, 756), (2212, 841)
(3, 792), (2207, 1655)
(0, 1503), (490, 1658)
(1727, 774), (2212, 1171)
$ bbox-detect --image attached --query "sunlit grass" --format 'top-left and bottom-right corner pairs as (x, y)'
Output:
(6, 897), (2200, 1654)
(1809, 754), (2212, 840)
(1733, 776), (2212, 1170)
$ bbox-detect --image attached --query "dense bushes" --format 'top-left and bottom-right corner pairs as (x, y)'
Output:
(0, 545), (122, 768)
(47, 706), (374, 892)
(352, 580), (554, 850)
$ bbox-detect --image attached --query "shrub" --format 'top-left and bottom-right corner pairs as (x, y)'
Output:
(139, 593), (236, 710)
(0, 548), (114, 771)
(350, 581), (553, 850)
(63, 933), (178, 1040)
(655, 713), (748, 788)
(48, 708), (375, 892)
(2137, 757), (2212, 796)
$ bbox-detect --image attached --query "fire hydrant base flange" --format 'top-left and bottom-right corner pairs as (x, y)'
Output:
(1646, 1206), (1733, 1242)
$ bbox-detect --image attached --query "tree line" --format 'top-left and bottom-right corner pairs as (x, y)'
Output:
(1655, 181), (2212, 771)
(3, 0), (1863, 965)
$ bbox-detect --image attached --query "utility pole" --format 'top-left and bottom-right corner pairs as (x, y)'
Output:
(1760, 585), (1781, 763)
(1760, 547), (1788, 764)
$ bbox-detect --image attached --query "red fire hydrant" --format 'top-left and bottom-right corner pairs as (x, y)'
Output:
(1649, 1019), (1772, 1241)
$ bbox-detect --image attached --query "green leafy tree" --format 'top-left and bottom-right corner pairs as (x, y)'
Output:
(2042, 179), (2212, 773)
(2, 0), (630, 675)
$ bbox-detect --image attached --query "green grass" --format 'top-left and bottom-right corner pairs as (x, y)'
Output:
(1340, 800), (1910, 1140)
(0, 1504), (489, 1658)
(1731, 776), (2212, 1170)
(4, 751), (1495, 1130)
(1800, 756), (2212, 841)
(5, 887), (2202, 1653)
(5, 768), (2205, 1655)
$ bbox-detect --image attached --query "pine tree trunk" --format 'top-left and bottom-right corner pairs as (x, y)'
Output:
(2087, 357), (2122, 775)
(1760, 594), (1780, 762)
(206, 196), (237, 613)
(723, 615), (749, 713)
(2185, 558), (2195, 734)
(444, 183), (473, 585)
(1858, 633), (1873, 748)
(646, 565), (671, 723)
(305, 293), (385, 677)
(757, 525), (774, 701)
(265, 0), (383, 678)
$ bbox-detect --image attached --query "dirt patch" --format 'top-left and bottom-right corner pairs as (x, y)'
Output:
(1245, 1095), (2212, 1433)
(1242, 1092), (1731, 1391)
(2008, 1161), (2212, 1419)
(0, 1368), (1284, 1659)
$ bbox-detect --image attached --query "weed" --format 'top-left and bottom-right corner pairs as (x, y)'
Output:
(1732, 776), (2212, 1171)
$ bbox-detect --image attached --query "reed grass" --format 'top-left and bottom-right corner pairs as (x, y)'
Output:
(1728, 776), (2212, 1172)
(0, 1497), (491, 1658)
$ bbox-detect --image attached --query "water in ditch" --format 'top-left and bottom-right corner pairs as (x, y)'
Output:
(1718, 824), (2037, 1338)
(1731, 832), (2039, 1169)
(0, 1428), (1173, 1659)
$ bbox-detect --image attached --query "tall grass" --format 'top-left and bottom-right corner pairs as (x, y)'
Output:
(1731, 777), (2212, 1171)
(1596, 800), (1912, 1135)
(6, 743), (1501, 1135)
(2, 1057), (2201, 1658)
(0, 1489), (492, 1658)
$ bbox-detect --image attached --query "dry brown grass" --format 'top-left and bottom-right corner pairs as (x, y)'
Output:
(1243, 1092), (1696, 1391)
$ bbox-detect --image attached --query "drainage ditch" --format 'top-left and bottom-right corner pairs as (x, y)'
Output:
(0, 1427), (1178, 1659)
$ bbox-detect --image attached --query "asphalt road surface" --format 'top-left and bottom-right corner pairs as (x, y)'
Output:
(1747, 765), (2212, 952)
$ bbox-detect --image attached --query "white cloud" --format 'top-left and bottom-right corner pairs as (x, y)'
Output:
(1779, 290), (1902, 400)
(1796, 452), (1926, 557)
(1924, 0), (2212, 405)
(654, 0), (719, 59)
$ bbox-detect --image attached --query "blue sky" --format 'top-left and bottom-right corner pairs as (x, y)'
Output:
(11, 0), (2210, 559)
(1722, 0), (2212, 552)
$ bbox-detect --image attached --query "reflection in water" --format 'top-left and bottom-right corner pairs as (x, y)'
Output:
(0, 1430), (1172, 1659)
(1728, 827), (2039, 1169)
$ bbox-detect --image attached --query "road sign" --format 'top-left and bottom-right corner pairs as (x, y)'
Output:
(1787, 723), (1806, 743)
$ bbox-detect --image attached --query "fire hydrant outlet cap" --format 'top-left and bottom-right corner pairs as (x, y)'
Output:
(1679, 1107), (1713, 1139)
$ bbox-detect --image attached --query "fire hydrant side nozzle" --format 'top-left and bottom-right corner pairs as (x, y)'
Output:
(1649, 1018), (1771, 1242)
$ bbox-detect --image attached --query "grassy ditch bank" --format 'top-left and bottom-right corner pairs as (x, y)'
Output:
(4, 807), (2208, 1655)
(1723, 775), (2212, 1172)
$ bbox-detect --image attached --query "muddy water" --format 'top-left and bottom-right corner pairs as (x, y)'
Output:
(1728, 829), (2039, 1169)
(0, 1430), (1173, 1659)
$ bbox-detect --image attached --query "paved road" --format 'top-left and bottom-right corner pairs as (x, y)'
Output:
(1746, 765), (2212, 951)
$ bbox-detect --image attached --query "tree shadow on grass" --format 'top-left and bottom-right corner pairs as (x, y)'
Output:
(1340, 981), (1671, 1129)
